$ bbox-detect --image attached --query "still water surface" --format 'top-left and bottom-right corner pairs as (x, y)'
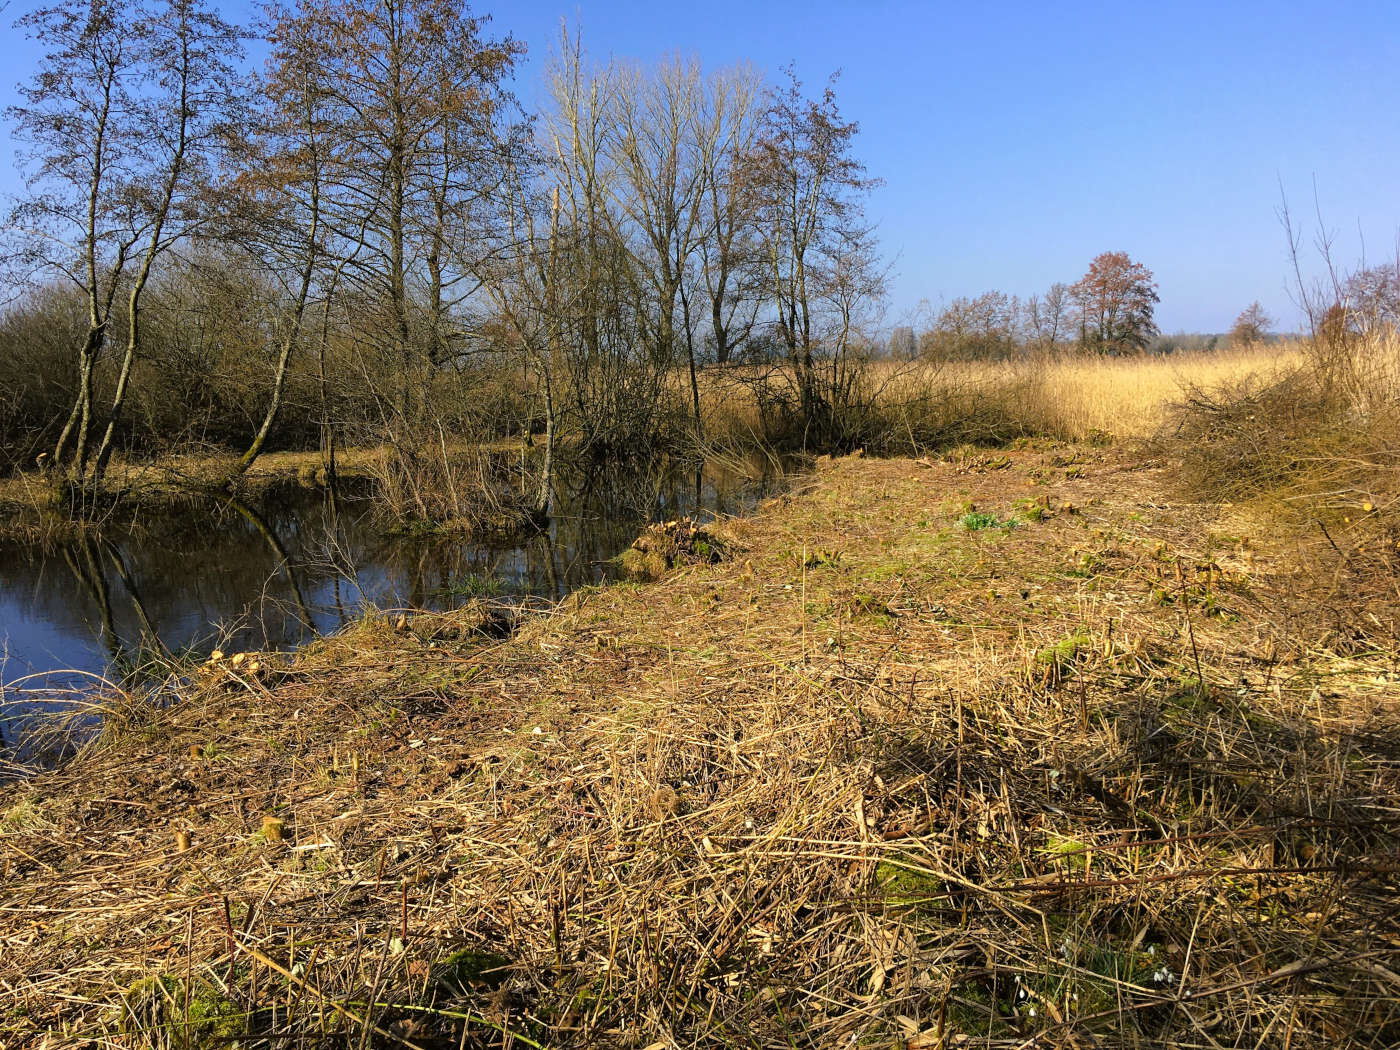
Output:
(0, 454), (789, 763)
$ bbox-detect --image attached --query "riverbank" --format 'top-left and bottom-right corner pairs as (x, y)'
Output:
(1, 343), (1303, 532)
(0, 447), (371, 545)
(3, 443), (1398, 1048)
(0, 441), (562, 554)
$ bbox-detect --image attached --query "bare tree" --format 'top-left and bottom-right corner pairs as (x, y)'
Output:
(1229, 301), (1273, 347)
(607, 56), (708, 418)
(533, 44), (766, 442)
(284, 0), (523, 435)
(537, 32), (675, 452)
(1026, 281), (1071, 351)
(471, 161), (567, 516)
(742, 67), (882, 443)
(217, 0), (340, 479)
(8, 0), (147, 479)
(89, 0), (245, 480)
(887, 325), (916, 359)
(8, 0), (244, 484)
(922, 290), (1021, 361)
(694, 64), (764, 369)
(1342, 265), (1400, 334)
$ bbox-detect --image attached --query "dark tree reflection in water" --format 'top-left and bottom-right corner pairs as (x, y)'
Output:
(0, 453), (792, 764)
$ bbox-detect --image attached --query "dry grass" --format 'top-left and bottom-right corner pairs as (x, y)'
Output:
(0, 345), (1295, 529)
(698, 345), (1303, 452)
(0, 447), (378, 508)
(1164, 330), (1400, 652)
(0, 440), (546, 546)
(866, 346), (1303, 441)
(0, 448), (364, 540)
(1015, 344), (1301, 438)
(3, 445), (1398, 1048)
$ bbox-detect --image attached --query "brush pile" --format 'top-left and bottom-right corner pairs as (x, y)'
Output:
(1165, 330), (1400, 651)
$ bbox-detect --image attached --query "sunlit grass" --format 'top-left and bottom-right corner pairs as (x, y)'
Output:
(697, 342), (1307, 447)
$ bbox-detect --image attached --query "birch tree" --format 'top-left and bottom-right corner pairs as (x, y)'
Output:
(89, 0), (245, 480)
(7, 0), (244, 483)
(8, 0), (146, 480)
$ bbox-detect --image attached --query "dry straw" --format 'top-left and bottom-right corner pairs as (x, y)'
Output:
(696, 343), (1303, 453)
(2, 445), (1398, 1048)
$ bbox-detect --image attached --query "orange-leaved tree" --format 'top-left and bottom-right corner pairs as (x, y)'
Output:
(1070, 251), (1160, 354)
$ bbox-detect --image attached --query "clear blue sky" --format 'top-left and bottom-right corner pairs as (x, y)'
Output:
(4, 0), (1398, 333)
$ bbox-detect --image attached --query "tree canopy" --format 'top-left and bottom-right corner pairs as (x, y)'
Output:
(1070, 251), (1160, 354)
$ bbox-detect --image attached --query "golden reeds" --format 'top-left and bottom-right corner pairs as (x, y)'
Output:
(695, 344), (1304, 452)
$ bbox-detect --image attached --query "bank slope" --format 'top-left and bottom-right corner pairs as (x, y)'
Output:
(3, 445), (1398, 1049)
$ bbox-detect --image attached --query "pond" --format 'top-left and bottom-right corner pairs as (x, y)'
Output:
(0, 452), (793, 767)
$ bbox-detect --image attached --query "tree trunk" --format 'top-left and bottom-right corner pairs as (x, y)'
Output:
(90, 288), (143, 482)
(534, 361), (557, 518)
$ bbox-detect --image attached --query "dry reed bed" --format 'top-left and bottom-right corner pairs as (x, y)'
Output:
(696, 345), (1305, 451)
(2, 446), (1399, 1048)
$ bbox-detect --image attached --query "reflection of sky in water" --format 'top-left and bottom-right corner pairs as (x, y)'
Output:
(0, 456), (788, 762)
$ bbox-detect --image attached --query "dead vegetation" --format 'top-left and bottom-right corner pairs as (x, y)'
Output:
(616, 518), (739, 580)
(2, 447), (1399, 1049)
(695, 344), (1304, 455)
(1164, 328), (1400, 651)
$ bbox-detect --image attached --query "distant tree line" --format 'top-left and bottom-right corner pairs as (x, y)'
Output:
(895, 257), (1389, 363)
(899, 251), (1164, 362)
